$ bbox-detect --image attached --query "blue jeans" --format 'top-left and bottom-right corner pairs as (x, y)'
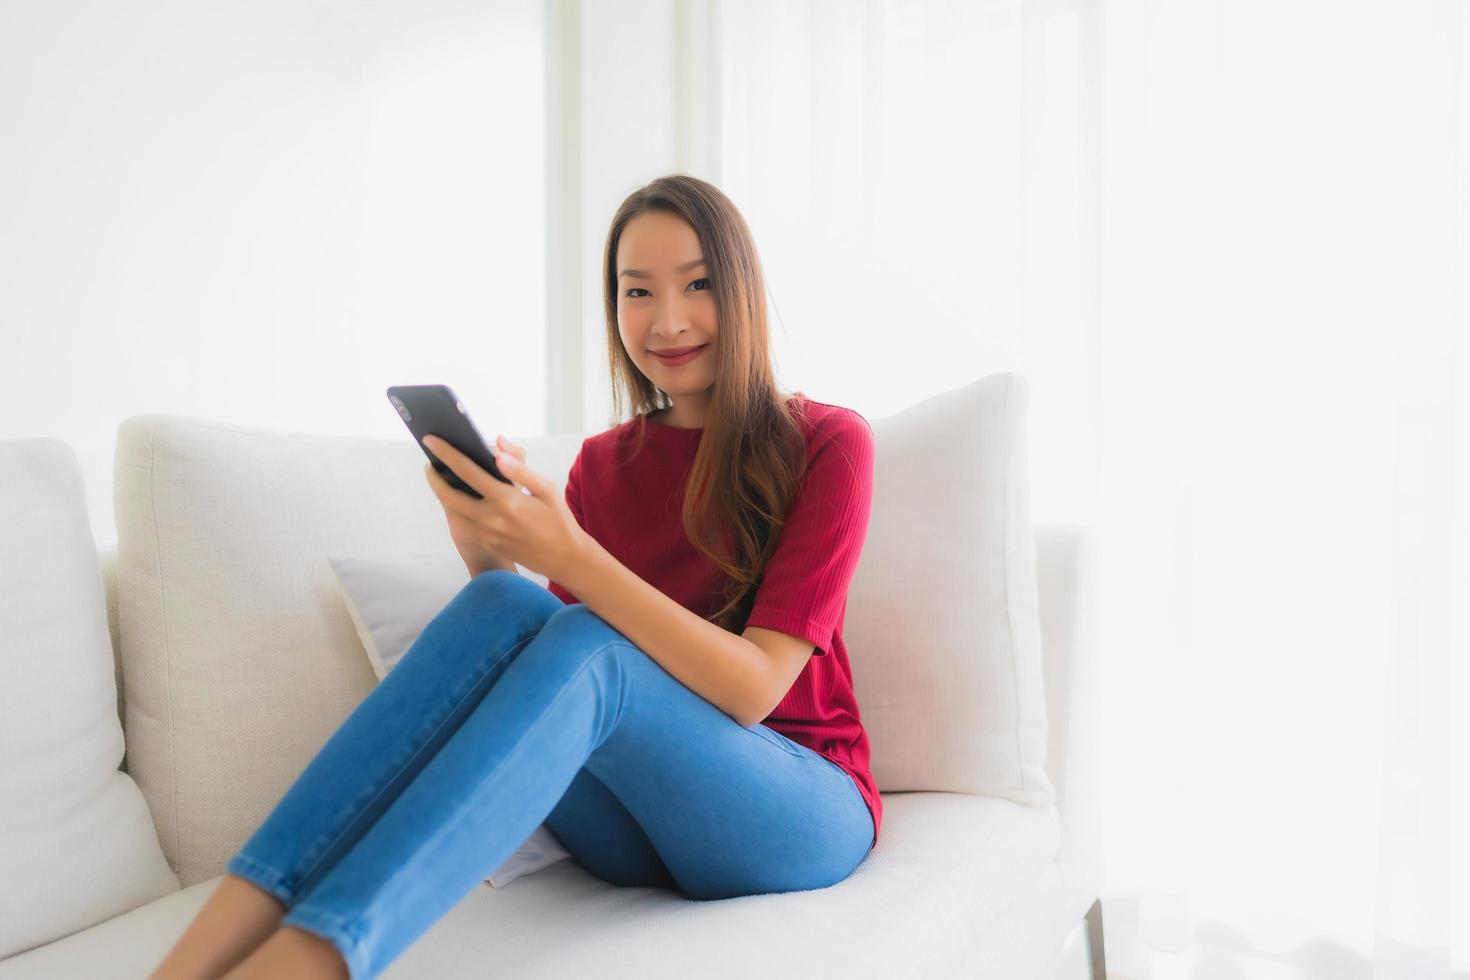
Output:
(226, 570), (875, 980)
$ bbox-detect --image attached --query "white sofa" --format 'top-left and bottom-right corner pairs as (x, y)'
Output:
(0, 374), (1105, 979)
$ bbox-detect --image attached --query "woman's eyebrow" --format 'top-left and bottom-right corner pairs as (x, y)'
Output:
(618, 258), (706, 280)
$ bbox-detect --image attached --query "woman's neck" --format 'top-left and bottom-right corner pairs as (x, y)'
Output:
(650, 401), (706, 429)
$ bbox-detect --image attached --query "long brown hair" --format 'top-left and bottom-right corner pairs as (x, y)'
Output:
(601, 174), (808, 632)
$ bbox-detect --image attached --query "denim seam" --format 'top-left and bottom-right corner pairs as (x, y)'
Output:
(288, 630), (539, 903)
(352, 636), (631, 926)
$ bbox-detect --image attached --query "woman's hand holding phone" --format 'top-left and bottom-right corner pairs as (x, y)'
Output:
(438, 435), (524, 574)
(422, 432), (590, 584)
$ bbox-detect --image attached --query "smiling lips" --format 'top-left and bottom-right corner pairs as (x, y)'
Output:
(650, 344), (708, 366)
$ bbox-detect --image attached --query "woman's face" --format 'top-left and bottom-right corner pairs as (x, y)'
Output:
(615, 210), (718, 409)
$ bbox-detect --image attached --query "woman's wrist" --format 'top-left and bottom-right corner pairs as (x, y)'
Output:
(466, 553), (517, 576)
(553, 531), (603, 596)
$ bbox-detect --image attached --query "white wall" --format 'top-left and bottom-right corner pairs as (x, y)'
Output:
(0, 0), (546, 547)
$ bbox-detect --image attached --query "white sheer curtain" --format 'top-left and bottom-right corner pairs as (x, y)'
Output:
(710, 1), (1469, 977)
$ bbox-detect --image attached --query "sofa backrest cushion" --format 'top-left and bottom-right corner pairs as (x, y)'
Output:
(0, 439), (177, 957)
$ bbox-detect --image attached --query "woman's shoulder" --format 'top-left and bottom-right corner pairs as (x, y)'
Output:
(788, 392), (874, 447)
(784, 395), (875, 499)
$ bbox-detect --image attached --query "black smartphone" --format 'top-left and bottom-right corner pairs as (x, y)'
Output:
(386, 384), (511, 499)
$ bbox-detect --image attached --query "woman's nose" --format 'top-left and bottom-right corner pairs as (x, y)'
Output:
(655, 296), (690, 333)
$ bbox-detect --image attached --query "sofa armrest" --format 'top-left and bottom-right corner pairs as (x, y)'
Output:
(1034, 522), (1102, 901)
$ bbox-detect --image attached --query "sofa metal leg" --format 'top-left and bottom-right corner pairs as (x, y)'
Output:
(1085, 897), (1107, 980)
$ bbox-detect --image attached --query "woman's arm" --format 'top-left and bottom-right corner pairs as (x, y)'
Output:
(558, 536), (775, 728)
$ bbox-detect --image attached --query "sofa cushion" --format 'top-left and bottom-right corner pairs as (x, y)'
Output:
(0, 792), (1063, 980)
(0, 439), (178, 959)
(848, 373), (1056, 804)
(327, 553), (573, 889)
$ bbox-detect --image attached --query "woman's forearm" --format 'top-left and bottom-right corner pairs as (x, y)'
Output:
(557, 536), (772, 727)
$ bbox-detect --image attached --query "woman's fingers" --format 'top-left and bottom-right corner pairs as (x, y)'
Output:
(495, 434), (527, 461)
(422, 436), (506, 500)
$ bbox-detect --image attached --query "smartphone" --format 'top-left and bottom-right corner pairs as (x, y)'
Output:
(386, 384), (511, 499)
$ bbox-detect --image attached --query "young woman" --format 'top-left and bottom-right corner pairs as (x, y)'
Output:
(150, 174), (879, 980)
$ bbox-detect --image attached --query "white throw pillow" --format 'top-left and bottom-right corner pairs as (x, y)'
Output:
(0, 439), (178, 958)
(846, 372), (1056, 806)
(327, 554), (574, 890)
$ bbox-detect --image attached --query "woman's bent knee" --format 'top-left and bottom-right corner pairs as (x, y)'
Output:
(400, 570), (564, 684)
(514, 604), (636, 678)
(536, 602), (624, 645)
(449, 569), (564, 627)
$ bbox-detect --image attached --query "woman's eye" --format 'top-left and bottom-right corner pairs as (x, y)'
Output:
(625, 279), (709, 298)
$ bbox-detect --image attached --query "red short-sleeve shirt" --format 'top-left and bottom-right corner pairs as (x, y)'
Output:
(545, 392), (882, 845)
